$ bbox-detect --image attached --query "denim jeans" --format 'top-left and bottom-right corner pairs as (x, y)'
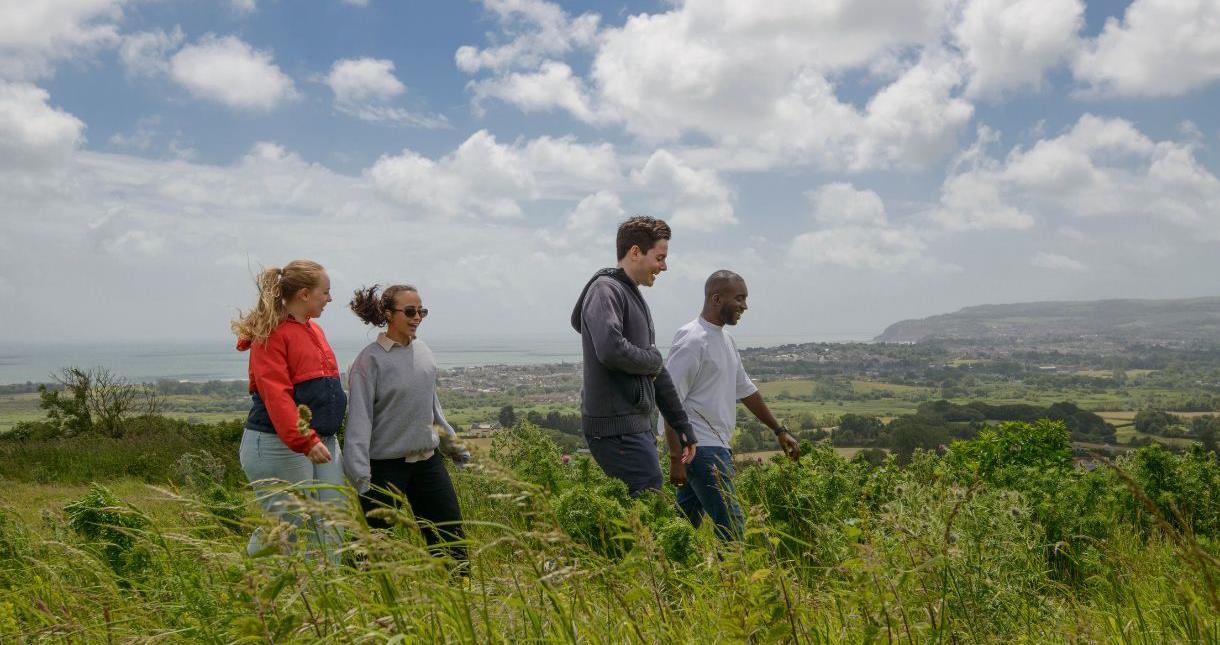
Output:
(584, 431), (664, 496)
(676, 446), (744, 541)
(239, 429), (345, 561)
(360, 451), (466, 565)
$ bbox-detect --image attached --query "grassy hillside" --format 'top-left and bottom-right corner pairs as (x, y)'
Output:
(876, 296), (1220, 343)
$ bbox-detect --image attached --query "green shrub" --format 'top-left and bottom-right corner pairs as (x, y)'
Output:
(63, 483), (151, 576)
(1122, 443), (1220, 538)
(553, 485), (628, 558)
(735, 444), (865, 566)
(655, 517), (698, 565)
(490, 421), (568, 492)
(946, 419), (1072, 481)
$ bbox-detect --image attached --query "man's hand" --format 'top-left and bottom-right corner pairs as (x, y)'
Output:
(679, 442), (696, 464)
(777, 430), (800, 461)
(668, 457), (688, 487)
(306, 441), (332, 464)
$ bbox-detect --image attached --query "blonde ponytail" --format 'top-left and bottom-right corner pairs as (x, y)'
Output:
(231, 260), (325, 344)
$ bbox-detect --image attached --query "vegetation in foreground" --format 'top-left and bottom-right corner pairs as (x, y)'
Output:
(1, 417), (1219, 643)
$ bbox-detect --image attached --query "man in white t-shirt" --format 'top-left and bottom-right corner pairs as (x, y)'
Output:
(661, 270), (800, 540)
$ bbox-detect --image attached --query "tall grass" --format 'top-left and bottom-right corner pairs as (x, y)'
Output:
(0, 421), (1218, 642)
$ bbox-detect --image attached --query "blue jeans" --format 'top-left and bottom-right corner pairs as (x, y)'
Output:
(676, 446), (744, 541)
(239, 429), (345, 561)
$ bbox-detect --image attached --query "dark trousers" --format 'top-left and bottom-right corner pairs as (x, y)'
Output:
(676, 446), (744, 541)
(360, 451), (466, 564)
(585, 431), (664, 496)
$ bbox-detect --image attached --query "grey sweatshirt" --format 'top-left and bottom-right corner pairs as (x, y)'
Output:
(342, 335), (461, 493)
(570, 268), (694, 444)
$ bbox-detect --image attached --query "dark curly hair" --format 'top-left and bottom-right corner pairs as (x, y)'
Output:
(349, 283), (417, 327)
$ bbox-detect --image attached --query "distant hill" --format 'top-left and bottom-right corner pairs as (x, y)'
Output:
(875, 297), (1220, 344)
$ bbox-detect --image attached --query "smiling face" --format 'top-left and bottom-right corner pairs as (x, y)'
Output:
(294, 271), (332, 319)
(386, 288), (424, 340)
(625, 239), (669, 287)
(715, 278), (748, 325)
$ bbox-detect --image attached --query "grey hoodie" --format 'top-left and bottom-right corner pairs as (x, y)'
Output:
(571, 268), (694, 444)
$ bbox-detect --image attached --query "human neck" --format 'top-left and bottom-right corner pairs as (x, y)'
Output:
(700, 310), (724, 327)
(616, 262), (643, 285)
(386, 327), (413, 345)
(285, 305), (309, 323)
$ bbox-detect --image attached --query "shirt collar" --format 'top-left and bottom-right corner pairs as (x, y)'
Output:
(697, 315), (724, 333)
(376, 332), (411, 352)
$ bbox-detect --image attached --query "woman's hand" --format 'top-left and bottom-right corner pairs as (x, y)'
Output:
(306, 441), (332, 464)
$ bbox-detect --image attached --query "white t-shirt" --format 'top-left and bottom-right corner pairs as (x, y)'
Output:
(659, 316), (758, 449)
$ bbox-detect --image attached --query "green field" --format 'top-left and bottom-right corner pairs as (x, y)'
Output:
(1, 420), (1217, 642)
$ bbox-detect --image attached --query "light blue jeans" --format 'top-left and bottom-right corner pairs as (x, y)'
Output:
(239, 429), (345, 561)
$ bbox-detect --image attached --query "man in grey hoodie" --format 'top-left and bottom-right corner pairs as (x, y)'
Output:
(570, 216), (697, 495)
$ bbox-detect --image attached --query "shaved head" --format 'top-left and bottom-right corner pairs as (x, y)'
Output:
(704, 270), (744, 300)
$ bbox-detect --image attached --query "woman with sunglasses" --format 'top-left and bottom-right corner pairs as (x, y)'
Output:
(344, 283), (471, 568)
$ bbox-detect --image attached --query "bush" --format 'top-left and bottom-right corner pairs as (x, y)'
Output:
(655, 517), (698, 565)
(946, 419), (1072, 481)
(490, 422), (568, 492)
(0, 416), (245, 486)
(1122, 443), (1220, 538)
(554, 485), (628, 558)
(63, 483), (151, 576)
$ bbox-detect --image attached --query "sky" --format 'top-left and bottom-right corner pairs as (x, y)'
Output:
(1, 0), (1219, 346)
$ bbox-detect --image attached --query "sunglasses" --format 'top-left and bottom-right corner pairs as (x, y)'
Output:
(391, 306), (429, 319)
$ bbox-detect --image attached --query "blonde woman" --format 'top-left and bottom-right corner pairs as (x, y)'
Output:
(232, 260), (347, 560)
(344, 283), (470, 568)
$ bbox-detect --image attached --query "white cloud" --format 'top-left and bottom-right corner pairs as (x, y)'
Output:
(325, 57), (404, 103)
(0, 0), (126, 80)
(931, 170), (1035, 231)
(522, 135), (618, 195)
(1030, 251), (1085, 271)
(955, 0), (1083, 97)
(369, 130), (618, 219)
(562, 190), (624, 240)
(470, 61), (600, 122)
(1074, 0), (1220, 96)
(230, 0), (256, 14)
(108, 115), (160, 151)
(463, 0), (973, 171)
(808, 183), (887, 227)
(169, 35), (296, 110)
(455, 0), (600, 73)
(0, 81), (85, 171)
(790, 226), (926, 272)
(790, 182), (928, 271)
(118, 27), (184, 78)
(323, 57), (447, 128)
(632, 150), (735, 232)
(853, 53), (974, 170)
(932, 115), (1220, 237)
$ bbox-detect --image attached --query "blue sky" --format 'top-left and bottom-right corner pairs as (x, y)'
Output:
(2, 0), (1219, 345)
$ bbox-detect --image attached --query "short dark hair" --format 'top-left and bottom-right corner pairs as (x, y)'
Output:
(616, 216), (671, 260)
(704, 270), (744, 299)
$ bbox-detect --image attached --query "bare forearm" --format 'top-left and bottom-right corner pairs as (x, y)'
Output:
(663, 424), (683, 458)
(740, 391), (781, 431)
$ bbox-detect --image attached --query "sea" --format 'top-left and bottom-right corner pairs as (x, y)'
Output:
(0, 331), (871, 385)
